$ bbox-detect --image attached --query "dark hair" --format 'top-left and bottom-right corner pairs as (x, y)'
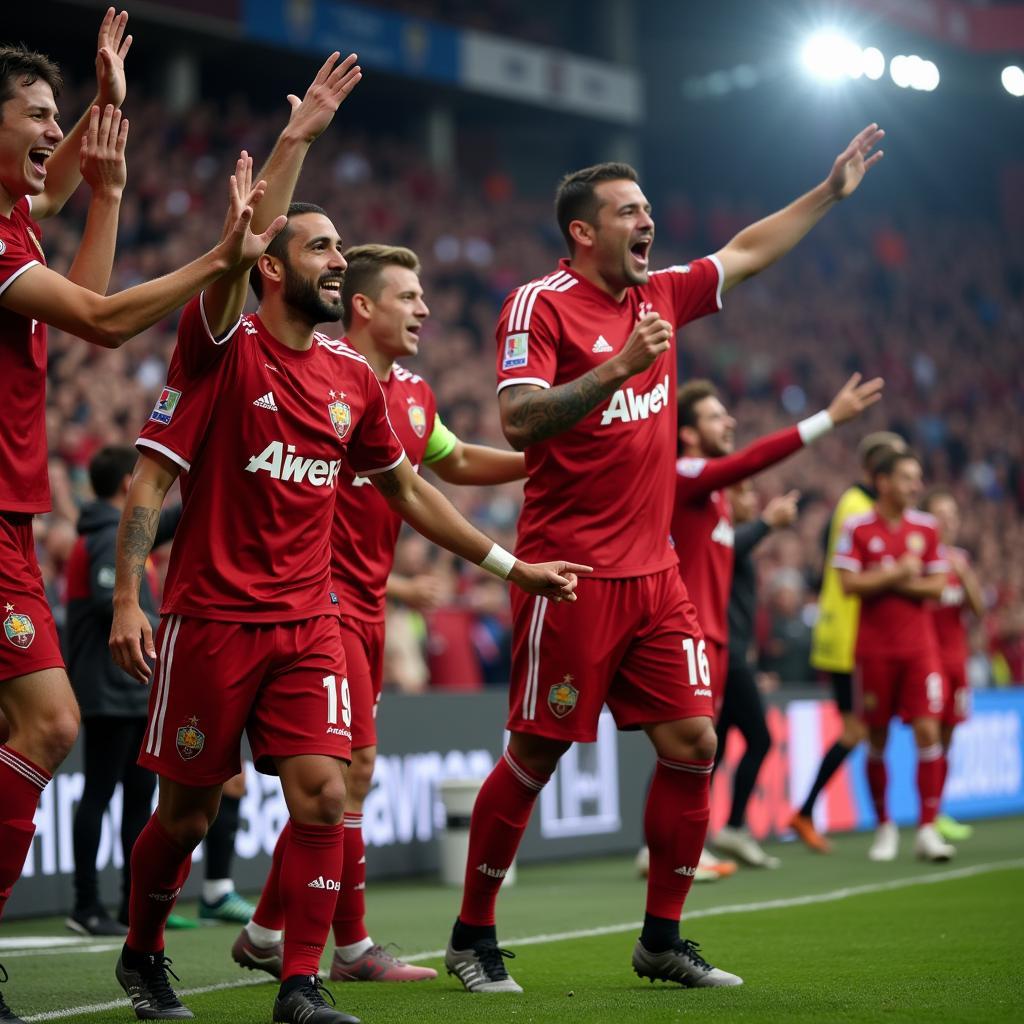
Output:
(857, 430), (906, 473)
(677, 379), (720, 430)
(89, 445), (137, 500)
(249, 201), (330, 299)
(872, 448), (919, 480)
(0, 44), (62, 113)
(341, 244), (420, 328)
(554, 162), (639, 254)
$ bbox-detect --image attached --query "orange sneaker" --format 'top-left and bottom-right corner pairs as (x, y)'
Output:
(698, 847), (738, 878)
(789, 812), (833, 854)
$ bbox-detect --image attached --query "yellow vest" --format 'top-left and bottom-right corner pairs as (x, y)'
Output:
(810, 484), (875, 673)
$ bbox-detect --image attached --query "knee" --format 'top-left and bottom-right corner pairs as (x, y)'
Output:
(346, 750), (375, 807)
(297, 773), (347, 825)
(914, 719), (940, 748)
(24, 703), (80, 772)
(691, 725), (718, 763)
(651, 719), (717, 763)
(159, 809), (212, 853)
(508, 734), (569, 780)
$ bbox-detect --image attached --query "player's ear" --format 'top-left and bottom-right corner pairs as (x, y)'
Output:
(568, 218), (594, 252)
(350, 292), (373, 322)
(258, 253), (283, 288)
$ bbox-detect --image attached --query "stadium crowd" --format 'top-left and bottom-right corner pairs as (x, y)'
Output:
(34, 78), (1024, 693)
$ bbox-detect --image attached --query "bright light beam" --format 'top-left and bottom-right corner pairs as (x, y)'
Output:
(1003, 65), (1024, 98)
(801, 31), (861, 82)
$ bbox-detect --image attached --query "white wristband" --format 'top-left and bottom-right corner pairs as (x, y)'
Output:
(480, 543), (517, 579)
(798, 409), (834, 445)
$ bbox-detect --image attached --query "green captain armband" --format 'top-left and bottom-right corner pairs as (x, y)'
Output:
(422, 413), (458, 465)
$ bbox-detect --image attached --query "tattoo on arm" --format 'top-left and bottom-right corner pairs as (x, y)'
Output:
(505, 370), (619, 447)
(121, 506), (159, 593)
(372, 469), (402, 498)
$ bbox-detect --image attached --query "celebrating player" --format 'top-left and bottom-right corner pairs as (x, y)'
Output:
(922, 490), (985, 842)
(789, 431), (906, 852)
(672, 374), (882, 867)
(231, 243), (527, 985)
(446, 123), (885, 994)
(834, 450), (953, 862)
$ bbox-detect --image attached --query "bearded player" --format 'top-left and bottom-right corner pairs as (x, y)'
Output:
(231, 243), (527, 985)
(446, 123), (885, 993)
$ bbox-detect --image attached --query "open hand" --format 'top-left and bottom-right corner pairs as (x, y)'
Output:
(80, 104), (128, 198)
(285, 52), (363, 144)
(827, 372), (884, 424)
(826, 123), (884, 200)
(217, 152), (288, 269)
(95, 7), (132, 109)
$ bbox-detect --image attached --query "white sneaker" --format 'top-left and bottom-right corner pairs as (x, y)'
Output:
(714, 826), (781, 869)
(868, 821), (899, 862)
(636, 844), (720, 882)
(914, 824), (955, 862)
(635, 845), (649, 879)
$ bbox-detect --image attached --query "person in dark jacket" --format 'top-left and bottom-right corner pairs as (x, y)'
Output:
(64, 446), (181, 935)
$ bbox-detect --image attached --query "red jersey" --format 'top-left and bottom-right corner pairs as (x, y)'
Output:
(0, 197), (49, 513)
(672, 426), (804, 644)
(137, 295), (405, 623)
(496, 256), (723, 577)
(932, 546), (970, 666)
(833, 509), (947, 658)
(332, 361), (437, 621)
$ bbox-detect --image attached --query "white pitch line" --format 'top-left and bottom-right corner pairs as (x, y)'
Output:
(19, 857), (1024, 1022)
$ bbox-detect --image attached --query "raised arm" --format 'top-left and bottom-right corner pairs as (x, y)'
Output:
(32, 7), (132, 220)
(713, 124), (884, 293)
(109, 452), (180, 682)
(370, 458), (590, 599)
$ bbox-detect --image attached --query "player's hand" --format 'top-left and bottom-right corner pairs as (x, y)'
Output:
(94, 8), (132, 109)
(402, 574), (447, 612)
(762, 490), (800, 529)
(79, 104), (128, 198)
(508, 560), (593, 602)
(826, 123), (884, 200)
(827, 372), (885, 424)
(284, 52), (363, 144)
(110, 601), (155, 683)
(216, 152), (288, 270)
(611, 312), (673, 379)
(896, 552), (923, 580)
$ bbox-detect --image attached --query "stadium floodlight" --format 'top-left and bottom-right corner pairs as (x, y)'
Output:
(1003, 65), (1024, 97)
(801, 31), (863, 81)
(862, 47), (885, 81)
(914, 58), (940, 91)
(890, 55), (912, 88)
(891, 54), (940, 91)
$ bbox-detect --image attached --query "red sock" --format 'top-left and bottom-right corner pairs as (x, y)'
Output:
(0, 746), (50, 922)
(251, 820), (290, 932)
(126, 814), (193, 953)
(938, 750), (949, 797)
(867, 750), (889, 824)
(644, 757), (712, 920)
(459, 749), (546, 927)
(917, 744), (944, 826)
(280, 820), (345, 979)
(332, 813), (367, 947)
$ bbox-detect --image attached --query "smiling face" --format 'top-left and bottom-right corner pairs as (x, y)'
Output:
(0, 76), (62, 205)
(268, 212), (347, 325)
(682, 394), (736, 457)
(361, 265), (429, 360)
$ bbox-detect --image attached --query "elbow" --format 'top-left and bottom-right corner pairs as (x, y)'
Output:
(502, 426), (529, 452)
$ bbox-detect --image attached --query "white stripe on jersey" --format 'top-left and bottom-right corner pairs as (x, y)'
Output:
(508, 271), (576, 333)
(518, 275), (576, 333)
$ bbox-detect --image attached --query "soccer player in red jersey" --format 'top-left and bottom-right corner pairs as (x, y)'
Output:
(922, 490), (985, 843)
(834, 451), (953, 863)
(232, 243), (527, 984)
(447, 124), (885, 993)
(0, 13), (287, 1020)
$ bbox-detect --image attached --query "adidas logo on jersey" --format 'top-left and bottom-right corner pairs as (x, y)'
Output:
(253, 391), (278, 411)
(246, 441), (342, 488)
(307, 875), (340, 891)
(600, 374), (670, 426)
(592, 335), (613, 353)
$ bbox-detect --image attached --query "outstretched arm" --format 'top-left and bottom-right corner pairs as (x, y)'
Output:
(713, 124), (884, 293)
(33, 7), (132, 220)
(429, 440), (526, 485)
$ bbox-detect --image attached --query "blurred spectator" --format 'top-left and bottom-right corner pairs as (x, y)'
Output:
(759, 568), (813, 685)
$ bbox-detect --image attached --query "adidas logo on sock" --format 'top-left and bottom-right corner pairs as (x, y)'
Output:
(253, 391), (279, 411)
(592, 335), (613, 353)
(307, 875), (340, 890)
(674, 865), (698, 876)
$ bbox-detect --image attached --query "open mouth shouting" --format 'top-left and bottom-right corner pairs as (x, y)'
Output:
(630, 236), (652, 270)
(28, 146), (53, 179)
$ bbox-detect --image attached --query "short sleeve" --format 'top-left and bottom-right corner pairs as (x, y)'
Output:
(174, 293), (243, 380)
(832, 522), (864, 572)
(650, 255), (724, 329)
(348, 369), (406, 476)
(495, 285), (560, 393)
(423, 413), (458, 465)
(924, 529), (949, 574)
(0, 199), (42, 299)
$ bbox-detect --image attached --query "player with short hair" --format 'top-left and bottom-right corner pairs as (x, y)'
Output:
(789, 431), (907, 852)
(834, 450), (953, 862)
(921, 489), (984, 842)
(231, 241), (527, 984)
(446, 124), (885, 993)
(0, 13), (286, 1021)
(672, 373), (882, 868)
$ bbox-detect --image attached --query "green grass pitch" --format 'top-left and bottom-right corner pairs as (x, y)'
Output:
(2, 817), (1022, 1023)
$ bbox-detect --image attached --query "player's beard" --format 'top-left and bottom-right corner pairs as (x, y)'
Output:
(283, 270), (345, 325)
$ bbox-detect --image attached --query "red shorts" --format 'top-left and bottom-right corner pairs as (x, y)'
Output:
(139, 614), (350, 786)
(0, 514), (65, 683)
(507, 568), (713, 743)
(855, 651), (945, 728)
(341, 615), (384, 750)
(941, 658), (970, 726)
(705, 639), (728, 720)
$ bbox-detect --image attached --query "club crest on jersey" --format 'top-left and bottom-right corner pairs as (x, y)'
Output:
(408, 403), (427, 438)
(0, 240), (6, 256)
(150, 386), (182, 426)
(502, 332), (529, 370)
(175, 717), (205, 761)
(3, 603), (34, 649)
(547, 675), (579, 719)
(328, 399), (352, 439)
(906, 532), (925, 554)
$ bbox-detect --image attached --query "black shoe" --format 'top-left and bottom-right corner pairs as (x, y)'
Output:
(67, 906), (129, 937)
(0, 964), (26, 1024)
(115, 950), (194, 1020)
(273, 976), (361, 1023)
